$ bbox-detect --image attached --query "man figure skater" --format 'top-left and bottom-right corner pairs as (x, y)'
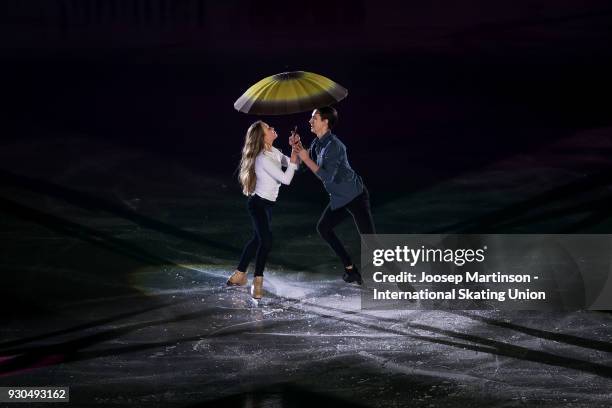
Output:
(291, 106), (373, 285)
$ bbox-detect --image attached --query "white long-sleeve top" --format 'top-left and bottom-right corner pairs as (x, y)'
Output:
(252, 147), (297, 202)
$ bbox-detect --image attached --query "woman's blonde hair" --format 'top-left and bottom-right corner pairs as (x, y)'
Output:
(238, 120), (266, 196)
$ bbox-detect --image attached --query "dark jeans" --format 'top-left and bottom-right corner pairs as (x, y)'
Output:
(316, 187), (375, 268)
(237, 194), (275, 277)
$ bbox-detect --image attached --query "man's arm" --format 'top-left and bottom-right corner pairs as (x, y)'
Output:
(297, 142), (342, 183)
(298, 150), (319, 173)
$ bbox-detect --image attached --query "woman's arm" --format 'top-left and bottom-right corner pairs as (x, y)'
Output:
(289, 147), (299, 164)
(281, 149), (299, 167)
(259, 156), (298, 185)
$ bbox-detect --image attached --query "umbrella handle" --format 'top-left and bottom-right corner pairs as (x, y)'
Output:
(291, 125), (297, 146)
(289, 126), (299, 145)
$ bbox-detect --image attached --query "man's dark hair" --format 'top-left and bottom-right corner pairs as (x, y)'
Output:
(316, 106), (338, 129)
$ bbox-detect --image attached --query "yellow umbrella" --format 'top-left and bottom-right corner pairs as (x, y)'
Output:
(234, 71), (348, 115)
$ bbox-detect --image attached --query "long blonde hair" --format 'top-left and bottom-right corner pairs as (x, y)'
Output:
(238, 121), (266, 196)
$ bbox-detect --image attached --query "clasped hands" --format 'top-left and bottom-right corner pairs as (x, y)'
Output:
(288, 131), (309, 161)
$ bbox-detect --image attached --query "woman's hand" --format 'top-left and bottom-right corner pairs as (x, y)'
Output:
(289, 130), (300, 147)
(290, 142), (300, 163)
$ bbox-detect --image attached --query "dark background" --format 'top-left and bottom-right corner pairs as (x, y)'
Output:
(2, 4), (612, 406)
(4, 0), (612, 199)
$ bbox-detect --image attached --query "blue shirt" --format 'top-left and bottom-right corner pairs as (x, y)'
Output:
(309, 131), (364, 209)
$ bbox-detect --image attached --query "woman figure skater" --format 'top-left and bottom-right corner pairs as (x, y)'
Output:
(227, 121), (299, 299)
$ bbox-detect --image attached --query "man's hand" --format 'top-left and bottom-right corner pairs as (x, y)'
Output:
(292, 140), (303, 152)
(295, 142), (309, 161)
(292, 140), (319, 173)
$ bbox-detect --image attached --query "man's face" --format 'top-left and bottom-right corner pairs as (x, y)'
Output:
(309, 110), (328, 135)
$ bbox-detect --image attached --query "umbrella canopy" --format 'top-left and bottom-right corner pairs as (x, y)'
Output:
(234, 71), (348, 115)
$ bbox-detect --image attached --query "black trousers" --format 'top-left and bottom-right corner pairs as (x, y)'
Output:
(316, 187), (375, 268)
(237, 194), (274, 277)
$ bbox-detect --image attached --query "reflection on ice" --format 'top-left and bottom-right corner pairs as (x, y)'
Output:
(5, 265), (612, 407)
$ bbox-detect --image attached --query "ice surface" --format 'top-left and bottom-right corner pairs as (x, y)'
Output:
(1, 132), (612, 407)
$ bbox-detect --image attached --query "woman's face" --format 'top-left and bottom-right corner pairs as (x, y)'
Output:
(262, 122), (278, 146)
